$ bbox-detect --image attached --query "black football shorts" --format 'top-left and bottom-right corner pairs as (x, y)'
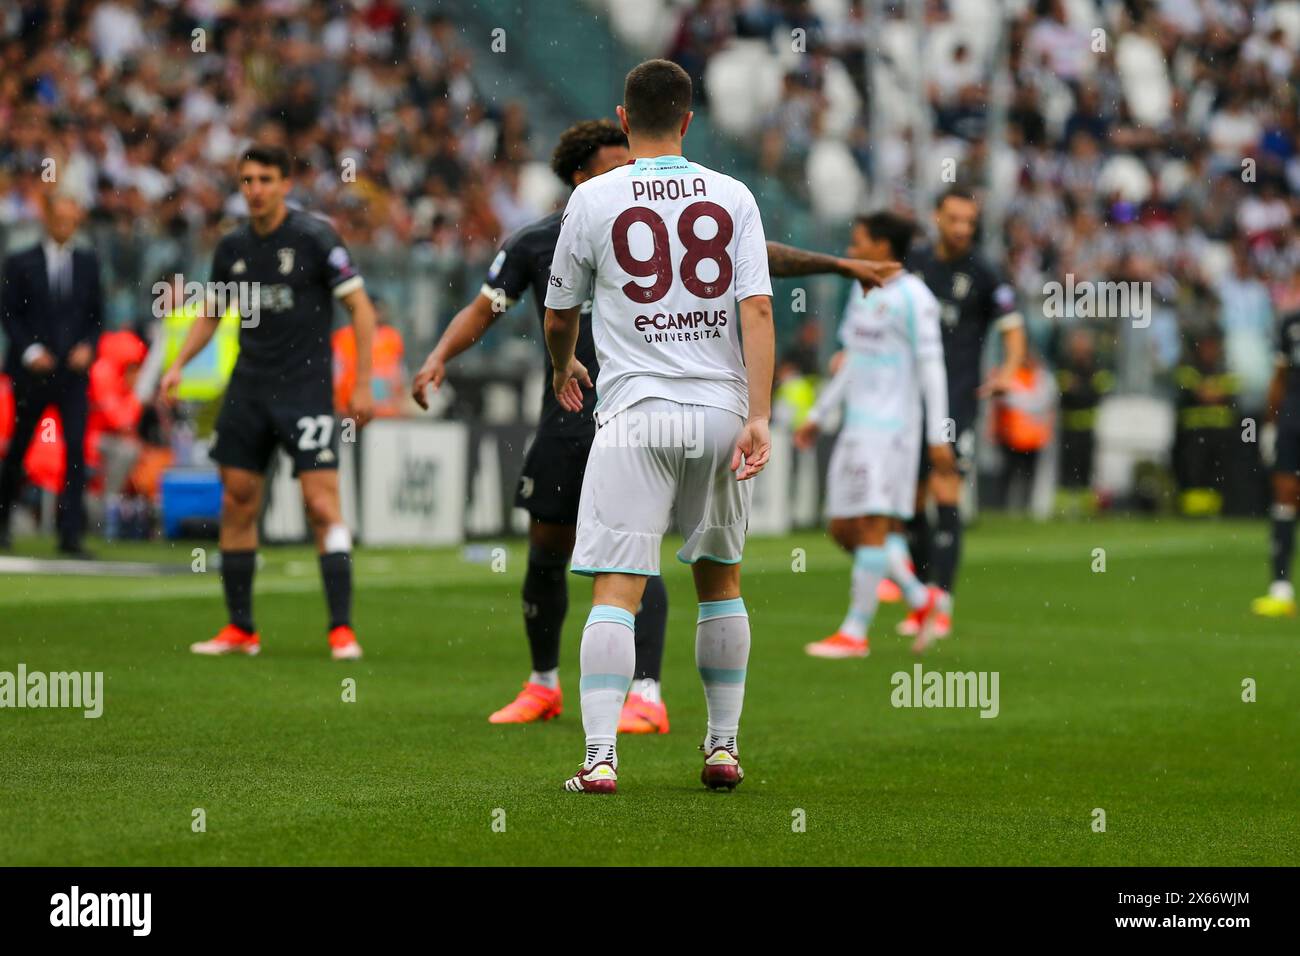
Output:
(513, 430), (595, 525)
(210, 381), (340, 476)
(917, 409), (976, 480)
(1275, 420), (1300, 477)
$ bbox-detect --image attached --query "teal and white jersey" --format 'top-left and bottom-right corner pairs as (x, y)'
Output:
(810, 272), (949, 445)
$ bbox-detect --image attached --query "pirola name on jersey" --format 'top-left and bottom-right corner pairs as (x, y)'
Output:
(631, 177), (708, 202)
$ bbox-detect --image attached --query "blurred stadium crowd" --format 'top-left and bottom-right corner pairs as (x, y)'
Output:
(0, 0), (559, 339)
(0, 0), (1297, 530)
(606, 0), (1300, 394)
(607, 0), (1300, 513)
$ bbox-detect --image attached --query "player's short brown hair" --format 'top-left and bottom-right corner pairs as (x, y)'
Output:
(623, 59), (693, 137)
(239, 144), (291, 178)
(550, 119), (628, 186)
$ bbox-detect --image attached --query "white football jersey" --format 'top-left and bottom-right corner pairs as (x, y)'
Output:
(544, 154), (772, 422)
(810, 272), (949, 445)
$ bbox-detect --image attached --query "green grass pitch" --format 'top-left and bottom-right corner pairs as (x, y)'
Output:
(0, 517), (1295, 866)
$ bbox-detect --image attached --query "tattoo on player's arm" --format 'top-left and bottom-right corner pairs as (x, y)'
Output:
(765, 242), (842, 278)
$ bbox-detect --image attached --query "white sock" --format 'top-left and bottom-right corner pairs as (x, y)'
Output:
(886, 533), (929, 608)
(529, 669), (559, 690)
(839, 546), (885, 639)
(631, 676), (660, 704)
(579, 605), (634, 769)
(696, 599), (750, 755)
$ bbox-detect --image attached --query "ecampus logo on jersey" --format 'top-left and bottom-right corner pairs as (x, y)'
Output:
(634, 309), (728, 343)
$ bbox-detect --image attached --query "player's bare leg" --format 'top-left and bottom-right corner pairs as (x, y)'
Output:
(191, 467), (264, 656)
(1253, 472), (1300, 617)
(692, 558), (748, 790)
(301, 468), (361, 660)
(563, 572), (647, 793)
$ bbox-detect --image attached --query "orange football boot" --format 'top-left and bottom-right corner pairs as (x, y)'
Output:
(804, 632), (870, 658)
(897, 607), (924, 637)
(910, 587), (950, 654)
(619, 693), (670, 734)
(329, 625), (363, 660)
(489, 682), (563, 723)
(190, 624), (261, 656)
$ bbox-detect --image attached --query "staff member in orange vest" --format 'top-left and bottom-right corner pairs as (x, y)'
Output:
(994, 349), (1056, 513)
(333, 295), (405, 418)
(88, 329), (148, 505)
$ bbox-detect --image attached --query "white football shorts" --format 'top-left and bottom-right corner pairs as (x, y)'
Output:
(824, 426), (921, 521)
(571, 398), (752, 576)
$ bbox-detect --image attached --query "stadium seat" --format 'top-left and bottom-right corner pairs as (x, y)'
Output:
(705, 40), (783, 137)
(806, 138), (866, 221)
(1098, 154), (1153, 203)
(1095, 395), (1176, 498)
(605, 0), (677, 54)
(1115, 32), (1173, 127)
(817, 57), (862, 140)
(518, 161), (565, 219)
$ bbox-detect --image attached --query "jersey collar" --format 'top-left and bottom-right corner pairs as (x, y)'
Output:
(626, 155), (692, 171)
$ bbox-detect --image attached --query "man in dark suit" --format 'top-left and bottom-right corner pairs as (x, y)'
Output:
(0, 194), (103, 556)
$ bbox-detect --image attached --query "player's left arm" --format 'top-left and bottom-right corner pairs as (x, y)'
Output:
(978, 277), (1026, 397)
(795, 359), (848, 450)
(544, 191), (595, 412)
(733, 187), (775, 480)
(338, 285), (377, 427)
(765, 241), (899, 289)
(735, 294), (775, 479)
(544, 305), (591, 413)
(314, 226), (374, 425)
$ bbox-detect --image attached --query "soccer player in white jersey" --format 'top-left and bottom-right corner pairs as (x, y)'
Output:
(796, 212), (954, 658)
(543, 59), (774, 794)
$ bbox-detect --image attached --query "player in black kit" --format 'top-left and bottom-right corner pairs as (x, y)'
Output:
(900, 187), (1026, 647)
(162, 145), (377, 661)
(413, 119), (899, 727)
(1252, 307), (1300, 617)
(413, 121), (653, 728)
